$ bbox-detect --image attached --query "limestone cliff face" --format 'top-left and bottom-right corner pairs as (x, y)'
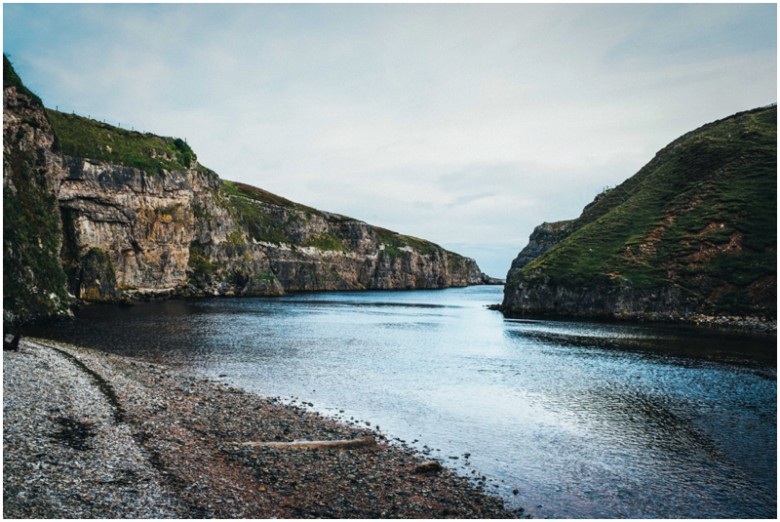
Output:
(58, 158), (207, 299)
(3, 56), (70, 323)
(186, 180), (486, 295)
(47, 113), (488, 300)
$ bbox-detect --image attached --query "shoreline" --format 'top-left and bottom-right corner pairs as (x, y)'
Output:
(494, 305), (777, 334)
(3, 338), (522, 519)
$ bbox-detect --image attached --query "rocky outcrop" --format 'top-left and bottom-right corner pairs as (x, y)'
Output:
(503, 105), (777, 327)
(508, 220), (575, 272)
(502, 276), (698, 321)
(33, 103), (489, 301)
(56, 154), (488, 300)
(2, 57), (490, 315)
(3, 56), (70, 324)
(58, 158), (212, 298)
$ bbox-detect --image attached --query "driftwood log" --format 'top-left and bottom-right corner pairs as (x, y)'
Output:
(233, 436), (377, 451)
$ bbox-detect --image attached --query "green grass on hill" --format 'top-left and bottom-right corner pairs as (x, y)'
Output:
(221, 180), (318, 215)
(513, 105), (777, 314)
(45, 109), (196, 173)
(218, 181), (313, 245)
(220, 181), (452, 258)
(374, 227), (441, 258)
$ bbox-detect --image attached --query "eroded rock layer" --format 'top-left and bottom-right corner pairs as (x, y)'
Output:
(57, 157), (488, 301)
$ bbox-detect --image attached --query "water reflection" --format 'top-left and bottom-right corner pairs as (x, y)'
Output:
(504, 319), (776, 368)
(31, 287), (776, 518)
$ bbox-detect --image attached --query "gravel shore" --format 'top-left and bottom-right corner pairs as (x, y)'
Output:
(3, 338), (522, 518)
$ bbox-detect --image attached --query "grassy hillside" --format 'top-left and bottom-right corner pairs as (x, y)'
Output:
(46, 109), (197, 173)
(507, 105), (777, 317)
(220, 180), (450, 257)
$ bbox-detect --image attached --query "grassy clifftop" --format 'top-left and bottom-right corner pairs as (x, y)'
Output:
(505, 105), (777, 319)
(46, 109), (197, 173)
(220, 179), (458, 259)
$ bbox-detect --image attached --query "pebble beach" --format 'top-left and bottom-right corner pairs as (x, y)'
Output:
(3, 338), (521, 519)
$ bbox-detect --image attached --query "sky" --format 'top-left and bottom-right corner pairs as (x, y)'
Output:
(3, 3), (777, 278)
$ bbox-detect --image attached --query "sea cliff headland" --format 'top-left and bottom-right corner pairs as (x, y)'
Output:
(502, 105), (777, 331)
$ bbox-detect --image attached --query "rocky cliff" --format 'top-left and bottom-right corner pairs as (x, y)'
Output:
(3, 56), (70, 323)
(508, 220), (575, 273)
(3, 58), (489, 321)
(48, 111), (484, 300)
(53, 136), (488, 301)
(502, 105), (777, 326)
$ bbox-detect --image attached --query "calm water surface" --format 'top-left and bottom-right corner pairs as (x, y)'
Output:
(36, 286), (776, 518)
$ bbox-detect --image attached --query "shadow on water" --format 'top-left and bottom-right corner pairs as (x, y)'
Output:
(501, 318), (777, 517)
(504, 318), (776, 371)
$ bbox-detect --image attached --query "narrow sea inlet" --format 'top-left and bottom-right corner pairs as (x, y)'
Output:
(36, 286), (776, 518)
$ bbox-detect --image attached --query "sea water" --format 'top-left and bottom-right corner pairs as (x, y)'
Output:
(35, 286), (776, 518)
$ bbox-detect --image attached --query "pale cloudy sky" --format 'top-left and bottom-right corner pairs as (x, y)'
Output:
(3, 3), (776, 277)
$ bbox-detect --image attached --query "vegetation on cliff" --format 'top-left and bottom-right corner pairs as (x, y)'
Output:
(46, 109), (197, 173)
(3, 55), (70, 323)
(219, 180), (448, 258)
(504, 105), (777, 321)
(3, 54), (42, 105)
(219, 180), (321, 247)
